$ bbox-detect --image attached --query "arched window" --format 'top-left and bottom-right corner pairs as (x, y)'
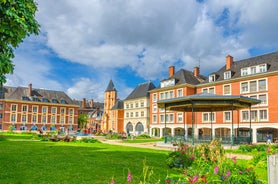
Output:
(126, 122), (133, 133)
(135, 122), (144, 133)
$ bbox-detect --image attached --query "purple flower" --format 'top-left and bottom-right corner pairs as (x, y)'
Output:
(127, 171), (132, 182)
(214, 166), (219, 174)
(221, 176), (226, 181)
(239, 170), (243, 174)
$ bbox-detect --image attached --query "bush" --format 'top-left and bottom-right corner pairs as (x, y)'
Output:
(136, 134), (151, 139)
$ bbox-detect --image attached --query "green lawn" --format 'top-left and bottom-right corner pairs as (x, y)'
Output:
(0, 138), (173, 184)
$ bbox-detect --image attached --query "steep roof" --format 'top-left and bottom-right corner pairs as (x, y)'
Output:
(3, 85), (75, 105)
(111, 100), (124, 110)
(125, 81), (156, 100)
(105, 79), (117, 92)
(203, 51), (278, 83)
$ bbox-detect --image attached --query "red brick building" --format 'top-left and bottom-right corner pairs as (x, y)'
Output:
(0, 84), (79, 132)
(149, 51), (278, 143)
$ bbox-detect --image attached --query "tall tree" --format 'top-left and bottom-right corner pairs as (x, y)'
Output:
(0, 0), (40, 84)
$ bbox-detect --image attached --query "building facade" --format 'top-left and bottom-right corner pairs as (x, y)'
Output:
(0, 84), (79, 132)
(149, 51), (278, 143)
(124, 82), (156, 136)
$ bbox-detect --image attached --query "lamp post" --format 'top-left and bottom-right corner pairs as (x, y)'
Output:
(164, 104), (167, 143)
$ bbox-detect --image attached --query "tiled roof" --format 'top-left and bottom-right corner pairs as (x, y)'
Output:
(3, 86), (75, 105)
(204, 51), (278, 83)
(105, 79), (117, 92)
(124, 81), (156, 100)
(111, 100), (124, 110)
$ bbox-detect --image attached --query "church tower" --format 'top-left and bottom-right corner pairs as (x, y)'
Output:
(102, 80), (117, 132)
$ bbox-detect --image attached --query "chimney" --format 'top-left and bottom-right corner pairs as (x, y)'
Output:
(29, 83), (32, 96)
(226, 55), (234, 70)
(169, 66), (175, 77)
(89, 99), (94, 108)
(82, 98), (86, 108)
(194, 66), (200, 77)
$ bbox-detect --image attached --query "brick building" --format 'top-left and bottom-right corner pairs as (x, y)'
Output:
(0, 83), (79, 132)
(149, 51), (278, 143)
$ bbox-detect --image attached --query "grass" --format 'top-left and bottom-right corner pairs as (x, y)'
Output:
(0, 136), (173, 184)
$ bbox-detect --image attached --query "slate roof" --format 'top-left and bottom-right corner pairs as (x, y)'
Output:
(203, 51), (278, 83)
(125, 81), (156, 100)
(111, 100), (124, 110)
(2, 86), (75, 105)
(105, 79), (117, 92)
(72, 100), (104, 109)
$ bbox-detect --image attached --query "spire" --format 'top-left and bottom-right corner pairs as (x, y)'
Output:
(105, 80), (117, 92)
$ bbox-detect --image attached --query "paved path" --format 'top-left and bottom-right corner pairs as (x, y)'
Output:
(93, 136), (253, 160)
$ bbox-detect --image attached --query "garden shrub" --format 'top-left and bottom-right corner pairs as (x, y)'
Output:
(136, 134), (151, 139)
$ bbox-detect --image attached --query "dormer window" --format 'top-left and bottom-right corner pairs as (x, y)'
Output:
(209, 74), (216, 82)
(259, 64), (267, 73)
(52, 99), (59, 103)
(161, 79), (175, 88)
(224, 71), (231, 80)
(241, 68), (248, 76)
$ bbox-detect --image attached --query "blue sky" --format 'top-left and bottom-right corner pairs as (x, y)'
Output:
(6, 0), (278, 102)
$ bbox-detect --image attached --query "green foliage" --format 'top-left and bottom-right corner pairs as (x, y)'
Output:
(137, 134), (151, 139)
(0, 135), (6, 141)
(0, 0), (40, 83)
(166, 139), (262, 183)
(79, 137), (100, 143)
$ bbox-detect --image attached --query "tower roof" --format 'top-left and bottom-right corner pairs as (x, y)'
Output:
(105, 80), (117, 92)
(124, 81), (156, 100)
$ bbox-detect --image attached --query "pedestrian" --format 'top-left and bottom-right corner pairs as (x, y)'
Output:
(266, 134), (271, 144)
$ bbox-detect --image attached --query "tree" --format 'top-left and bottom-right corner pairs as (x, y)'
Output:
(0, 0), (40, 84)
(78, 114), (89, 131)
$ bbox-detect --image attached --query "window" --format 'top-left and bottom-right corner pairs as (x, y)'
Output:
(160, 114), (165, 123)
(0, 113), (2, 119)
(153, 115), (157, 123)
(51, 116), (56, 124)
(250, 81), (257, 92)
(11, 105), (17, 111)
(177, 89), (183, 97)
(251, 110), (258, 122)
(32, 115), (37, 123)
(208, 87), (215, 94)
(140, 102), (144, 107)
(241, 111), (249, 121)
(69, 117), (73, 124)
(0, 104), (3, 110)
(141, 111), (144, 117)
(126, 112), (129, 118)
(126, 104), (129, 109)
(42, 107), (47, 113)
(177, 113), (183, 122)
(169, 114), (174, 122)
(153, 94), (157, 102)
(32, 106), (38, 113)
(152, 104), (157, 113)
(22, 105), (28, 112)
(202, 112), (215, 122)
(241, 82), (248, 93)
(22, 115), (26, 122)
(61, 108), (65, 114)
(202, 88), (208, 93)
(69, 109), (74, 115)
(251, 66), (256, 74)
(160, 93), (165, 100)
(42, 115), (47, 123)
(223, 85), (231, 95)
(170, 91), (174, 98)
(52, 99), (58, 103)
(42, 98), (49, 102)
(241, 68), (248, 76)
(51, 107), (56, 113)
(224, 71), (231, 79)
(60, 100), (67, 104)
(224, 111), (231, 122)
(135, 112), (138, 117)
(165, 92), (169, 99)
(130, 104), (133, 108)
(130, 112), (133, 117)
(258, 79), (266, 91)
(259, 64), (267, 73)
(11, 114), (16, 122)
(135, 103), (138, 108)
(259, 109), (268, 120)
(33, 97), (39, 102)
(209, 74), (216, 82)
(258, 94), (267, 105)
(60, 117), (65, 124)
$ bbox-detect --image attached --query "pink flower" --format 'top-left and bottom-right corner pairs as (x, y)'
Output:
(226, 170), (231, 177)
(239, 170), (243, 174)
(193, 175), (198, 183)
(110, 179), (115, 184)
(214, 166), (219, 174)
(127, 171), (132, 182)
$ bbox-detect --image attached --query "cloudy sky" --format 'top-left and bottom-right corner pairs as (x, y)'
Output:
(6, 0), (278, 102)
